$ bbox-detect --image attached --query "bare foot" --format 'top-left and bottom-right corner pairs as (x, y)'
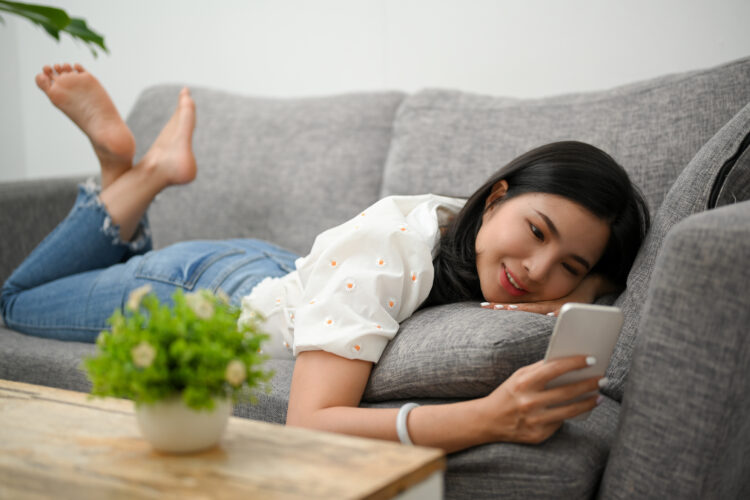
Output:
(139, 87), (197, 187)
(36, 63), (135, 188)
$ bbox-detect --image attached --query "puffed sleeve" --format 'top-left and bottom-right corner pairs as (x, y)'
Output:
(292, 197), (436, 363)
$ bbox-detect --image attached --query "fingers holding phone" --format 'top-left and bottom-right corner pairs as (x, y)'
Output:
(482, 356), (603, 444)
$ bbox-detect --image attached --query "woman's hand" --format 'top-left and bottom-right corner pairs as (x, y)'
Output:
(481, 274), (618, 316)
(477, 356), (602, 444)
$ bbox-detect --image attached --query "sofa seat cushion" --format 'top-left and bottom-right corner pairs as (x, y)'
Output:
(127, 87), (405, 255)
(0, 327), (94, 392)
(443, 397), (619, 500)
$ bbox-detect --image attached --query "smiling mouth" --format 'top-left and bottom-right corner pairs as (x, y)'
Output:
(506, 269), (523, 290)
(500, 266), (528, 296)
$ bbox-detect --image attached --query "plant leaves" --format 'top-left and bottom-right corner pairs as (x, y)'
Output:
(0, 1), (69, 29)
(0, 1), (108, 56)
(65, 17), (108, 54)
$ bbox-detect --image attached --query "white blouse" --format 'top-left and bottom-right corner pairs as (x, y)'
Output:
(238, 194), (466, 363)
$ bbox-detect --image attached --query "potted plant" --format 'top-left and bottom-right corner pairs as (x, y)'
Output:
(83, 285), (273, 453)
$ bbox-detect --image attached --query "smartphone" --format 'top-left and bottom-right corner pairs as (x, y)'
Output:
(544, 303), (624, 419)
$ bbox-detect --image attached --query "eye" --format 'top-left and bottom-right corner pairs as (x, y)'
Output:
(529, 223), (544, 241)
(562, 263), (580, 276)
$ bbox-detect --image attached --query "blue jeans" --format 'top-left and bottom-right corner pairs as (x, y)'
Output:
(0, 182), (298, 342)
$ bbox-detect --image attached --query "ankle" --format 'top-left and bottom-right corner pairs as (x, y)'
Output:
(134, 152), (171, 189)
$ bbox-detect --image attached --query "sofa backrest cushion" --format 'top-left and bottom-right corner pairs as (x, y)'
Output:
(380, 56), (750, 215)
(606, 101), (750, 400)
(127, 87), (405, 254)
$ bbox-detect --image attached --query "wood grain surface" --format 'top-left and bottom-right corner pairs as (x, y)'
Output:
(0, 380), (445, 499)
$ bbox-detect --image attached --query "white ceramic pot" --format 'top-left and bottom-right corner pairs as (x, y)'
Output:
(135, 396), (231, 453)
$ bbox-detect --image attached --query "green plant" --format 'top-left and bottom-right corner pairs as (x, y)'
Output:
(0, 1), (107, 57)
(83, 286), (273, 411)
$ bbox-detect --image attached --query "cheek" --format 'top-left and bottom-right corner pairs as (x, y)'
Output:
(539, 272), (583, 300)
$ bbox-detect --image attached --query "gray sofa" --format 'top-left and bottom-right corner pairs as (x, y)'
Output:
(2, 56), (749, 499)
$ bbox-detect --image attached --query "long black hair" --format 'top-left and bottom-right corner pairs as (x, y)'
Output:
(423, 141), (650, 307)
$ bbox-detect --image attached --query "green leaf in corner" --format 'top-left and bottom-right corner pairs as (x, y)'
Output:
(0, 1), (70, 39)
(0, 1), (108, 56)
(65, 17), (108, 57)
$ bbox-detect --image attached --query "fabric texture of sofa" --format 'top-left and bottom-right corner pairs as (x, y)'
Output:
(2, 56), (750, 499)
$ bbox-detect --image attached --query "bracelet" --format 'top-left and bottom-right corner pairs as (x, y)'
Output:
(396, 403), (420, 445)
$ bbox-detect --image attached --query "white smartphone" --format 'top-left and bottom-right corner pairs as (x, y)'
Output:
(544, 303), (623, 419)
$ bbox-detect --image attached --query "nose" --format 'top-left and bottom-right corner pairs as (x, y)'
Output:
(522, 250), (554, 284)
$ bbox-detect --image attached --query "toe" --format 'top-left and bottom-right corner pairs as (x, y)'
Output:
(43, 65), (54, 78)
(54, 63), (63, 74)
(62, 63), (73, 73)
(178, 88), (194, 108)
(74, 63), (85, 73)
(35, 72), (51, 92)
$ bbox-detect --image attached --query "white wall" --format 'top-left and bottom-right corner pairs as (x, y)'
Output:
(1, 0), (749, 182)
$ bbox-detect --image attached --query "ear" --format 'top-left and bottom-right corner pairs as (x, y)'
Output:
(484, 180), (509, 209)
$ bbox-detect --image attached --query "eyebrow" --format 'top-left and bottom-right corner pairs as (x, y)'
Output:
(534, 210), (592, 270)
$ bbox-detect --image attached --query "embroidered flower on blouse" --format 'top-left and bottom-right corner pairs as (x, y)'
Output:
(225, 359), (247, 386)
(126, 284), (152, 311)
(330, 260), (338, 268)
(345, 279), (356, 292)
(325, 317), (335, 326)
(376, 258), (386, 267)
(131, 341), (156, 368)
(387, 298), (396, 309)
(410, 271), (418, 283)
(398, 224), (408, 232)
(351, 344), (362, 354)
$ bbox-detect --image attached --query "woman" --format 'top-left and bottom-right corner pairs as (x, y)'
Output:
(1, 64), (649, 453)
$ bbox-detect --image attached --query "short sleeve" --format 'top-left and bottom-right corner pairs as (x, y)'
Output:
(292, 198), (436, 363)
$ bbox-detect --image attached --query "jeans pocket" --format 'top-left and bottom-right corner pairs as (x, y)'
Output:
(262, 250), (296, 274)
(134, 241), (244, 290)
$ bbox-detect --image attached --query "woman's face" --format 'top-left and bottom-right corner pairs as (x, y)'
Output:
(475, 181), (610, 303)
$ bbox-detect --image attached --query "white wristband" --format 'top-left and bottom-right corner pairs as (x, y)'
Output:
(396, 403), (420, 445)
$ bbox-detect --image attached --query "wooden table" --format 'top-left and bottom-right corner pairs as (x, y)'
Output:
(0, 380), (445, 499)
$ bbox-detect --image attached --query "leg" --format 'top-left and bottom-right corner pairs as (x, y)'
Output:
(1, 239), (299, 343)
(36, 63), (135, 189)
(1, 265), (131, 342)
(1, 182), (152, 299)
(98, 87), (197, 241)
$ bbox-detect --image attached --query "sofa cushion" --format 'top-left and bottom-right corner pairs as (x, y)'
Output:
(604, 102), (750, 400)
(365, 303), (555, 401)
(127, 87), (405, 255)
(0, 327), (94, 392)
(381, 56), (750, 214)
(443, 397), (620, 500)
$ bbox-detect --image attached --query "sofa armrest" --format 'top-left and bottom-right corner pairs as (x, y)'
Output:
(0, 176), (85, 286)
(599, 200), (750, 499)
